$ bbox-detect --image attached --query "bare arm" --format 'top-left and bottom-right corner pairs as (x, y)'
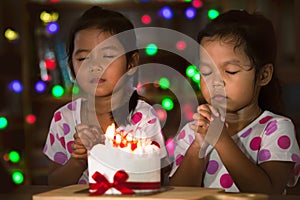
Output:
(169, 141), (206, 186)
(48, 157), (87, 186)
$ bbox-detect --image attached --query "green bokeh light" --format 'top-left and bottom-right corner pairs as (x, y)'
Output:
(208, 9), (220, 20)
(159, 77), (170, 90)
(72, 85), (80, 95)
(161, 97), (174, 111)
(0, 117), (8, 129)
(52, 85), (64, 98)
(186, 65), (197, 78)
(145, 43), (158, 56)
(9, 151), (20, 163)
(12, 170), (24, 185)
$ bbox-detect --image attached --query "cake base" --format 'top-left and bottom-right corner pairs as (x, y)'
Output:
(88, 143), (161, 195)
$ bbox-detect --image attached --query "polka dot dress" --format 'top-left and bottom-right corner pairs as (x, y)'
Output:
(43, 98), (167, 184)
(170, 111), (300, 192)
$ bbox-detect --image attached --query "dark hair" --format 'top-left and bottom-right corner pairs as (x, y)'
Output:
(67, 6), (144, 125)
(67, 6), (137, 76)
(197, 10), (283, 114)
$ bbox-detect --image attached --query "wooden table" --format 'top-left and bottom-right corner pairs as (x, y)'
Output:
(32, 184), (225, 200)
(31, 184), (276, 200)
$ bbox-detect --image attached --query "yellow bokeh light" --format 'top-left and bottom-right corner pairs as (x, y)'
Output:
(4, 29), (19, 41)
(40, 11), (59, 23)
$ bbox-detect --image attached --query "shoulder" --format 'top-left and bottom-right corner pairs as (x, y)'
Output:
(51, 98), (83, 124)
(258, 111), (294, 129)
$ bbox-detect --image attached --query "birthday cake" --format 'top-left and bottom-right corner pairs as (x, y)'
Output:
(88, 123), (161, 195)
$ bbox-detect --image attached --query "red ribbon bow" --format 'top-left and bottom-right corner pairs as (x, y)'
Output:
(89, 170), (134, 195)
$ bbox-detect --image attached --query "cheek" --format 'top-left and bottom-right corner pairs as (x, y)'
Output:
(200, 79), (211, 101)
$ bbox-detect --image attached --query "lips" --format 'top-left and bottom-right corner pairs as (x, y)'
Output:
(212, 94), (226, 101)
(90, 78), (105, 84)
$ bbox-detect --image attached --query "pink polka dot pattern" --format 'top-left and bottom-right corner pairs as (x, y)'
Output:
(207, 160), (219, 175)
(249, 137), (261, 151)
(291, 154), (300, 163)
(67, 141), (74, 153)
(265, 120), (277, 135)
(59, 137), (66, 148)
(241, 128), (252, 138)
(175, 154), (184, 166)
(54, 111), (62, 122)
(63, 123), (70, 135)
(277, 135), (291, 149)
(220, 174), (233, 189)
(188, 135), (194, 144)
(259, 116), (272, 124)
(67, 101), (77, 111)
(54, 152), (67, 165)
(50, 133), (55, 145)
(131, 112), (143, 125)
(147, 118), (156, 124)
(43, 144), (48, 153)
(178, 130), (186, 140)
(258, 149), (271, 161)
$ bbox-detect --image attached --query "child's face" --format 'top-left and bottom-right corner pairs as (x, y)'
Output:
(72, 28), (128, 97)
(199, 37), (260, 113)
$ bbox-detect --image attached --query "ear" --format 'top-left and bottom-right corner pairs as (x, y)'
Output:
(258, 64), (273, 86)
(127, 52), (139, 76)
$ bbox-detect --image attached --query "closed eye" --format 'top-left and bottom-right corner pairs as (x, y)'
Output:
(225, 71), (238, 75)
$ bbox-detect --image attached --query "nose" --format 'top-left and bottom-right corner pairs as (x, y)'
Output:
(212, 74), (225, 88)
(89, 64), (103, 73)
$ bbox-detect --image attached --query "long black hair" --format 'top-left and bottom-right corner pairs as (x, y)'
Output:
(67, 6), (145, 125)
(197, 10), (283, 114)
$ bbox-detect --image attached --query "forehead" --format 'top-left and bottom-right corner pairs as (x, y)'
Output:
(74, 28), (123, 50)
(200, 36), (247, 59)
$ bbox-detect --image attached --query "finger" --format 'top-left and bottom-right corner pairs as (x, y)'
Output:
(197, 105), (213, 122)
(75, 124), (90, 133)
(71, 152), (87, 159)
(207, 104), (220, 118)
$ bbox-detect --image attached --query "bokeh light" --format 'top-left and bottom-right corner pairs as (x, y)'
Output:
(161, 97), (174, 111)
(141, 14), (151, 24)
(159, 77), (170, 90)
(208, 9), (220, 20)
(192, 0), (203, 8)
(0, 117), (8, 129)
(185, 7), (196, 20)
(145, 43), (158, 56)
(35, 81), (47, 93)
(176, 40), (187, 51)
(46, 22), (59, 34)
(4, 28), (19, 41)
(9, 80), (23, 93)
(9, 151), (20, 163)
(156, 109), (167, 121)
(26, 114), (37, 124)
(12, 170), (24, 185)
(44, 58), (56, 70)
(52, 85), (64, 98)
(159, 6), (173, 20)
(166, 138), (175, 157)
(186, 65), (197, 78)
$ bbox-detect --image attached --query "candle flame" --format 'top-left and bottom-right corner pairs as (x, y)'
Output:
(105, 123), (115, 140)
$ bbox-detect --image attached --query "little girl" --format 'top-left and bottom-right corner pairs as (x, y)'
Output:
(43, 6), (167, 186)
(169, 10), (300, 194)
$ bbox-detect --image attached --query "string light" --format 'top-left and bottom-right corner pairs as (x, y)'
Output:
(4, 28), (19, 41)
(9, 151), (20, 163)
(159, 6), (173, 20)
(26, 114), (37, 124)
(208, 9), (220, 20)
(9, 80), (23, 93)
(141, 14), (151, 24)
(185, 7), (196, 20)
(12, 170), (24, 185)
(159, 77), (170, 90)
(161, 97), (174, 111)
(35, 81), (47, 93)
(52, 85), (64, 98)
(0, 117), (8, 130)
(46, 22), (59, 34)
(145, 43), (158, 56)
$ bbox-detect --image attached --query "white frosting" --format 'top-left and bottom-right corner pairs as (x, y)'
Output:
(88, 143), (161, 195)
